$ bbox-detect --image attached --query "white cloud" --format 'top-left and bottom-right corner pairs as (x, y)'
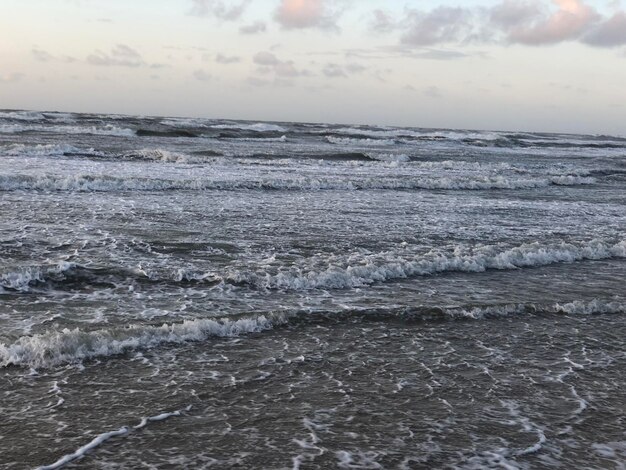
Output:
(240, 21), (267, 35)
(583, 11), (626, 47)
(216, 54), (241, 64)
(188, 0), (250, 20)
(87, 44), (143, 67)
(253, 51), (312, 77)
(503, 0), (599, 45)
(401, 7), (474, 46)
(274, 0), (342, 31)
(193, 69), (212, 81)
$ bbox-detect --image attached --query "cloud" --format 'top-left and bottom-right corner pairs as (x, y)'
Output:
(503, 0), (600, 45)
(489, 1), (543, 29)
(253, 51), (281, 67)
(193, 69), (212, 81)
(32, 48), (54, 62)
(240, 21), (267, 35)
(216, 54), (241, 64)
(245, 76), (294, 88)
(322, 63), (347, 78)
(253, 51), (312, 77)
(274, 0), (341, 31)
(423, 86), (443, 98)
(31, 48), (76, 63)
(583, 11), (626, 47)
(0, 72), (24, 83)
(401, 7), (474, 46)
(345, 63), (366, 74)
(246, 76), (270, 87)
(369, 9), (397, 33)
(87, 44), (143, 67)
(321, 62), (368, 78)
(390, 1), (626, 48)
(188, 0), (250, 20)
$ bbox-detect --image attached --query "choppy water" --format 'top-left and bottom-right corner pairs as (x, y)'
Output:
(1, 109), (625, 469)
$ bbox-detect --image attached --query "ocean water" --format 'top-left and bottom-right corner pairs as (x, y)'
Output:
(0, 109), (625, 469)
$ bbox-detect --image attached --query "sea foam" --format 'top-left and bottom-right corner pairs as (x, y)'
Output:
(0, 173), (596, 192)
(1, 298), (623, 369)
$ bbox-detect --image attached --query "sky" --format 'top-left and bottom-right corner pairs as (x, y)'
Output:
(1, 0), (625, 134)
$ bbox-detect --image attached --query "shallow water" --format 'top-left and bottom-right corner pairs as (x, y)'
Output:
(1, 110), (625, 469)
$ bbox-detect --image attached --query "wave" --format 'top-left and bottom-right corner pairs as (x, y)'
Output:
(332, 127), (505, 142)
(135, 128), (199, 138)
(235, 135), (288, 142)
(160, 117), (209, 128)
(211, 122), (287, 132)
(0, 123), (135, 137)
(121, 148), (194, 163)
(0, 314), (281, 368)
(212, 239), (626, 290)
(0, 173), (596, 193)
(0, 262), (147, 293)
(326, 136), (396, 146)
(366, 153), (411, 163)
(2, 298), (623, 369)
(4, 239), (623, 294)
(0, 110), (46, 121)
(0, 143), (100, 158)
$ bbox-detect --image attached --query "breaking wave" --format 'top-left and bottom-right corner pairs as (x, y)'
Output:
(0, 143), (100, 158)
(212, 239), (626, 290)
(211, 122), (286, 132)
(0, 123), (135, 137)
(0, 173), (596, 192)
(3, 239), (623, 293)
(1, 298), (623, 369)
(326, 136), (396, 146)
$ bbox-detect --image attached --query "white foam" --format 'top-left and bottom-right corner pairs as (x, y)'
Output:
(0, 262), (76, 292)
(1, 297), (621, 369)
(326, 136), (396, 146)
(223, 239), (626, 290)
(332, 127), (504, 141)
(0, 110), (45, 121)
(122, 148), (191, 163)
(237, 135), (288, 142)
(160, 118), (208, 128)
(0, 123), (134, 137)
(0, 144), (96, 157)
(554, 299), (626, 315)
(0, 314), (283, 368)
(36, 427), (130, 470)
(212, 122), (286, 132)
(0, 173), (596, 192)
(36, 405), (192, 470)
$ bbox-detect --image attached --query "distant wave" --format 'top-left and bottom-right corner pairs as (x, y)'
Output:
(211, 122), (287, 132)
(135, 128), (199, 138)
(331, 127), (505, 142)
(121, 148), (200, 163)
(0, 123), (135, 137)
(326, 136), (396, 146)
(0, 173), (596, 192)
(160, 117), (209, 128)
(0, 143), (101, 158)
(2, 297), (624, 368)
(0, 111), (46, 121)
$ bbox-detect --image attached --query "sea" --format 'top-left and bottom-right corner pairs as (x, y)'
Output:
(0, 109), (625, 469)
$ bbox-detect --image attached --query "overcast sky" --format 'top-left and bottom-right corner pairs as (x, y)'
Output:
(1, 0), (625, 134)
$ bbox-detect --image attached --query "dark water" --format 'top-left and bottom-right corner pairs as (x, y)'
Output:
(0, 109), (625, 469)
